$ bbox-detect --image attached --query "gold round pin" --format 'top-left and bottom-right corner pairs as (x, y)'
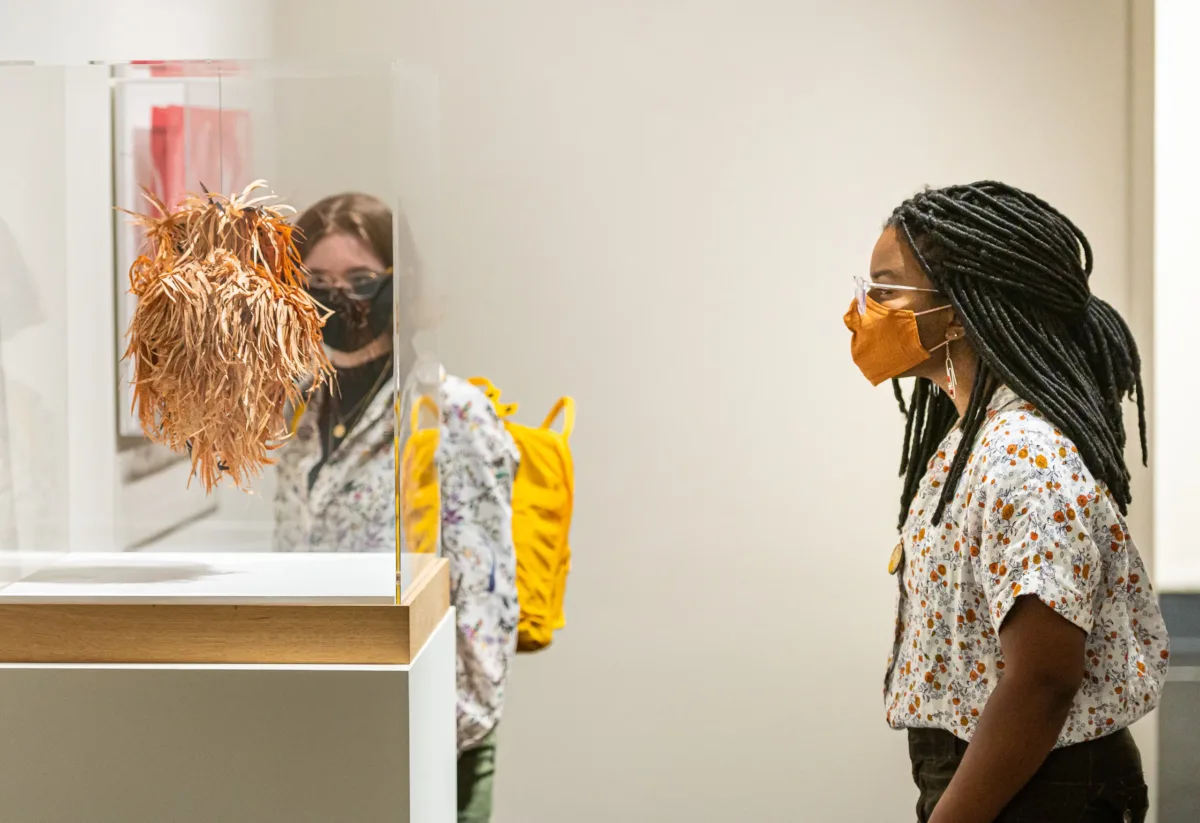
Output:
(888, 542), (904, 575)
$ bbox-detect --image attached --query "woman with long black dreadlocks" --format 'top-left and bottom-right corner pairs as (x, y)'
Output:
(844, 182), (1168, 823)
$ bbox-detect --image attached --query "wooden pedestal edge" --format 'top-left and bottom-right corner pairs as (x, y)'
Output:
(0, 559), (450, 666)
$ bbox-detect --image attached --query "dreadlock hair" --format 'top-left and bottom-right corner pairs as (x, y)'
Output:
(887, 181), (1146, 532)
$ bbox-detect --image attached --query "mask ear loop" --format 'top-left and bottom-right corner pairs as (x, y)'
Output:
(916, 304), (957, 397)
(896, 220), (961, 397)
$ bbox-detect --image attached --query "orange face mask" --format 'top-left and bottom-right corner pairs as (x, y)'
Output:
(843, 296), (951, 386)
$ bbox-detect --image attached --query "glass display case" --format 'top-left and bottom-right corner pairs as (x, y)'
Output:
(0, 59), (444, 628)
(0, 64), (72, 592)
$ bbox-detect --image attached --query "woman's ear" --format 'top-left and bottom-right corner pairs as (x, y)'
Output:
(946, 311), (967, 344)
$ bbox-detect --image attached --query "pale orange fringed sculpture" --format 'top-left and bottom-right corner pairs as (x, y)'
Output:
(122, 180), (333, 492)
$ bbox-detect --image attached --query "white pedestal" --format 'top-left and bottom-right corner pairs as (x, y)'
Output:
(0, 607), (457, 822)
(0, 551), (416, 604)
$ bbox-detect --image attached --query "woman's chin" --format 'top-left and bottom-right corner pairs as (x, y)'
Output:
(896, 367), (934, 382)
(325, 334), (392, 369)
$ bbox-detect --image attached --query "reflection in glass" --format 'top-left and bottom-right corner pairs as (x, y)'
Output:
(0, 60), (439, 604)
(0, 64), (70, 589)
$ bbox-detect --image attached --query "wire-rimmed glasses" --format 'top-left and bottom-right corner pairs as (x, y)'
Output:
(853, 276), (940, 315)
(307, 267), (394, 302)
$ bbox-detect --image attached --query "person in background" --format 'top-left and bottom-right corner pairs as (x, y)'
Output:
(844, 182), (1168, 823)
(273, 192), (519, 822)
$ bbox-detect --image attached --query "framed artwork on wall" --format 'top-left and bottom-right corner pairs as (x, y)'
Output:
(110, 62), (253, 548)
(112, 62), (252, 440)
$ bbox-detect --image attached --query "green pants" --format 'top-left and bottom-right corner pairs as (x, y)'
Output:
(457, 728), (498, 823)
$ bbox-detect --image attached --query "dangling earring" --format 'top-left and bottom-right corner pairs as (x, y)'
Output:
(944, 342), (958, 400)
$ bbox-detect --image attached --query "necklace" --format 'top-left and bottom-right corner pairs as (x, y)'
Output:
(330, 357), (392, 440)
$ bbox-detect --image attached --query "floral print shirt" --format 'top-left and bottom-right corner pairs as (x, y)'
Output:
(885, 386), (1169, 747)
(274, 372), (520, 753)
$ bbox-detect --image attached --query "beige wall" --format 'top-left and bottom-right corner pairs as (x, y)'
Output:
(1128, 2), (1158, 819)
(0, 0), (274, 63)
(276, 1), (1142, 820)
(1154, 0), (1200, 592)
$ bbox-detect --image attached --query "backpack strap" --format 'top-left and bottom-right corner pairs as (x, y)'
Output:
(289, 402), (307, 436)
(410, 395), (440, 434)
(541, 397), (575, 441)
(467, 376), (518, 419)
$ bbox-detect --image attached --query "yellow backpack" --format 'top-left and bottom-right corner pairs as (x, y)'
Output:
(387, 381), (574, 648)
(397, 395), (441, 557)
(468, 377), (575, 653)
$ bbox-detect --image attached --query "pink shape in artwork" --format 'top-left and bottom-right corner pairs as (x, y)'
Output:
(149, 105), (252, 209)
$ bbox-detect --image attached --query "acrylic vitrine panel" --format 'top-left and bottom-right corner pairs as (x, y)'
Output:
(386, 71), (443, 603)
(100, 59), (440, 603)
(0, 64), (74, 591)
(0, 60), (440, 606)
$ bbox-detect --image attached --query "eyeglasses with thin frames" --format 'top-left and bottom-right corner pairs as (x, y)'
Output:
(307, 268), (394, 302)
(853, 275), (941, 316)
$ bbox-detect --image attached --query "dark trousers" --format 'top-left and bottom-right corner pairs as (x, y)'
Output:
(909, 728), (1149, 822)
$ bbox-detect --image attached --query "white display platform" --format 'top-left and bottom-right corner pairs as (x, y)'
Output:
(0, 607), (457, 823)
(0, 552), (448, 667)
(0, 551), (418, 603)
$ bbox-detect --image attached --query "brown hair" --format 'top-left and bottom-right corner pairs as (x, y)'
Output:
(293, 191), (420, 278)
(293, 192), (432, 371)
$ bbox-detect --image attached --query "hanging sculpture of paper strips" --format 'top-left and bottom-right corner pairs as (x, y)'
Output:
(123, 181), (333, 492)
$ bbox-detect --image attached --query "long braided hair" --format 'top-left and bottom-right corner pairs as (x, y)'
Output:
(887, 181), (1146, 531)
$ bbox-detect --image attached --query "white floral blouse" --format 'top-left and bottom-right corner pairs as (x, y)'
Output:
(885, 386), (1169, 747)
(274, 371), (520, 753)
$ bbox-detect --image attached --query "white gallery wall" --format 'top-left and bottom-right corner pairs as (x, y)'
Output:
(274, 1), (1149, 821)
(1154, 0), (1200, 593)
(0, 0), (274, 64)
(0, 0), (1162, 819)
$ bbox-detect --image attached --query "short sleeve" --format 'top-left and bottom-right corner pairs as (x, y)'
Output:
(976, 434), (1101, 634)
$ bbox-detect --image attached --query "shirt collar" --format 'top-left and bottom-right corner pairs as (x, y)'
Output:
(944, 385), (1025, 444)
(358, 379), (395, 430)
(985, 384), (1027, 416)
(352, 357), (445, 431)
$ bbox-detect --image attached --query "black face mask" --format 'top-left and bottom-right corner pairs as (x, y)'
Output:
(312, 275), (393, 353)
